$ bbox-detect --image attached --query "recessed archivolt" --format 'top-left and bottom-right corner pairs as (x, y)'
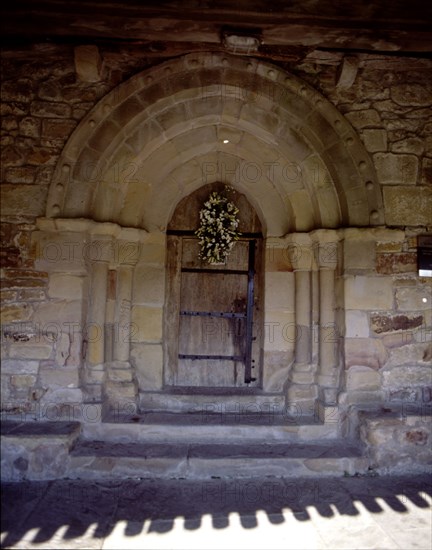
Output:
(48, 53), (384, 235)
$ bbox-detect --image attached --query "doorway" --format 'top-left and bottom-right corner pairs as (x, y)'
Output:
(164, 183), (264, 390)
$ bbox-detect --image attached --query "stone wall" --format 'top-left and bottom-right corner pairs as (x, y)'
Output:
(340, 229), (432, 409)
(1, 44), (431, 418)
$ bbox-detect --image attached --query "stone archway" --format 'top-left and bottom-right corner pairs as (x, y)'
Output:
(43, 52), (384, 415)
(46, 52), (383, 233)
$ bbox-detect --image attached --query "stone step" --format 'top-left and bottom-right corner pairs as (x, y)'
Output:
(139, 390), (288, 414)
(1, 419), (81, 446)
(1, 420), (82, 481)
(68, 439), (369, 479)
(82, 411), (339, 444)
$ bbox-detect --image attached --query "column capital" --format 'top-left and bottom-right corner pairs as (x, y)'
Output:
(310, 229), (339, 270)
(284, 233), (313, 270)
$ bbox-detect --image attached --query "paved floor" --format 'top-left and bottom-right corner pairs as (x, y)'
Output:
(1, 474), (431, 549)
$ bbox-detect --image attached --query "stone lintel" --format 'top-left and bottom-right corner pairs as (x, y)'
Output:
(340, 227), (405, 243)
(35, 217), (148, 243)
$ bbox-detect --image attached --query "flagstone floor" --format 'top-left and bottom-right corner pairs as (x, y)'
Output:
(1, 474), (431, 549)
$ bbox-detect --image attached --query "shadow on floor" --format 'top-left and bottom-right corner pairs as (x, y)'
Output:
(1, 474), (431, 548)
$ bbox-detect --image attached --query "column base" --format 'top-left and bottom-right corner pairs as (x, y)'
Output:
(289, 362), (316, 384)
(315, 399), (340, 424)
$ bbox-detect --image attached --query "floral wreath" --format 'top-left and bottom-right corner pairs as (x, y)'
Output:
(195, 187), (241, 264)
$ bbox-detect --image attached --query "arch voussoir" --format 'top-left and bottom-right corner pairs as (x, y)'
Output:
(48, 52), (383, 232)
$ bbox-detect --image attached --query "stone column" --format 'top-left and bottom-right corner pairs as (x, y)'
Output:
(104, 233), (142, 413)
(311, 229), (340, 419)
(114, 265), (133, 362)
(85, 256), (109, 402)
(285, 234), (316, 415)
(294, 269), (312, 364)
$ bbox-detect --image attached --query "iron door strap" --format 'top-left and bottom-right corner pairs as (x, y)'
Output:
(244, 240), (256, 384)
(179, 354), (243, 361)
(177, 238), (257, 383)
(180, 310), (246, 318)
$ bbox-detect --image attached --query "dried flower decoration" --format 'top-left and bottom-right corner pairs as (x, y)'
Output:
(195, 186), (241, 264)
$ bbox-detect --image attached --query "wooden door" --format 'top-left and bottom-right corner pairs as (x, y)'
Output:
(164, 184), (263, 389)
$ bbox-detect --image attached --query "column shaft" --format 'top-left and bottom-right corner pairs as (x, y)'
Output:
(87, 262), (108, 366)
(114, 265), (133, 362)
(295, 269), (311, 365)
(319, 268), (337, 379)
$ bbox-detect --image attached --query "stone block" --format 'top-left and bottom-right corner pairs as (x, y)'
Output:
(376, 252), (417, 274)
(383, 365), (432, 388)
(262, 351), (293, 392)
(48, 274), (84, 300)
(287, 190), (315, 233)
(108, 368), (133, 382)
(391, 137), (424, 155)
(33, 231), (88, 274)
(74, 45), (102, 82)
(131, 344), (163, 390)
(361, 129), (387, 152)
(344, 109), (381, 129)
(39, 388), (83, 405)
(39, 366), (80, 388)
(343, 240), (375, 271)
(265, 241), (292, 272)
(32, 300), (83, 325)
(18, 289), (46, 302)
(30, 101), (72, 118)
(345, 310), (370, 338)
(396, 286), (432, 311)
(105, 381), (137, 402)
(382, 332), (415, 348)
(370, 313), (423, 334)
(27, 148), (58, 166)
(1, 375), (11, 402)
(18, 117), (40, 138)
(345, 338), (388, 369)
(391, 83), (432, 107)
(384, 342), (432, 368)
(41, 119), (77, 140)
(363, 424), (395, 446)
(132, 265), (165, 305)
(0, 304), (33, 323)
(138, 240), (165, 265)
(1, 360), (39, 375)
(131, 306), (163, 342)
(389, 388), (420, 402)
(1, 116), (17, 131)
(338, 390), (385, 407)
(1, 78), (34, 103)
(10, 374), (37, 388)
(346, 365), (381, 391)
(5, 167), (35, 184)
(9, 343), (52, 360)
(421, 158), (432, 185)
(0, 290), (17, 303)
(55, 332), (71, 367)
(262, 310), (296, 352)
(30, 443), (71, 478)
(0, 185), (46, 217)
(344, 276), (393, 311)
(264, 272), (295, 310)
(374, 153), (418, 184)
(384, 186), (432, 226)
(401, 428), (429, 447)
